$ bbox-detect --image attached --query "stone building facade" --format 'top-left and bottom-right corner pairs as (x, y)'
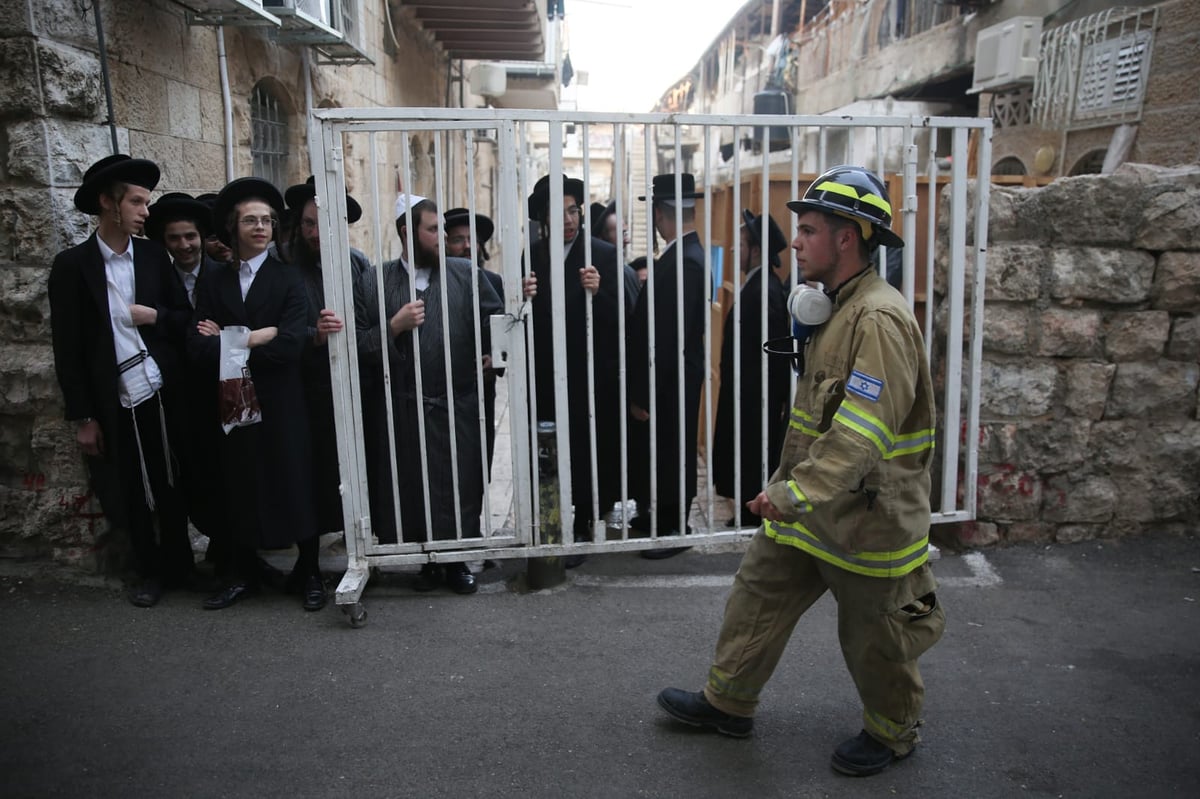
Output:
(936, 164), (1200, 547)
(0, 0), (533, 565)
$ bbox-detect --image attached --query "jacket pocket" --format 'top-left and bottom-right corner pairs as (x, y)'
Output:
(880, 566), (946, 663)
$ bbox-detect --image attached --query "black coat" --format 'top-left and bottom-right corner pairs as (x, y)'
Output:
(530, 235), (628, 514)
(187, 254), (315, 549)
(48, 234), (190, 532)
(627, 230), (708, 529)
(712, 266), (790, 503)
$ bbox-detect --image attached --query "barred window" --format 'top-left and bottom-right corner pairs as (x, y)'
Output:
(1073, 29), (1153, 123)
(250, 83), (288, 188)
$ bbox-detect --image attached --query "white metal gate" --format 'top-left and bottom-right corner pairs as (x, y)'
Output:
(307, 109), (992, 616)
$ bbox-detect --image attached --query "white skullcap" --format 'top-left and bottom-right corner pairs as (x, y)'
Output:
(394, 193), (428, 220)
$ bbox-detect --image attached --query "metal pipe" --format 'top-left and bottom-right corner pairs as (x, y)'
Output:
(91, 0), (119, 154)
(216, 26), (235, 180)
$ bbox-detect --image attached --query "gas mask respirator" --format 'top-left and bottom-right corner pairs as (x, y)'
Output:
(762, 283), (832, 372)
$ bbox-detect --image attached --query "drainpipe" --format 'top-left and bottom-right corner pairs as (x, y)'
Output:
(90, 0), (119, 153)
(216, 26), (235, 181)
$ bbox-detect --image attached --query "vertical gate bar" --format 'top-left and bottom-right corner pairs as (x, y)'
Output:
(966, 123), (993, 519)
(924, 129), (938, 375)
(465, 128), (494, 537)
(701, 123), (714, 531)
(789, 124), (800, 403)
(432, 131), (465, 540)
(400, 131), (434, 541)
(497, 119), (533, 543)
(368, 130), (405, 547)
(614, 122), (630, 530)
(581, 122), (601, 537)
(312, 119), (364, 589)
(518, 122), (541, 541)
(940, 126), (968, 516)
(644, 122), (657, 535)
(875, 125), (887, 279)
(759, 124), (770, 503)
(548, 121), (574, 542)
(901, 121), (918, 306)
(673, 133), (686, 538)
(731, 125), (742, 527)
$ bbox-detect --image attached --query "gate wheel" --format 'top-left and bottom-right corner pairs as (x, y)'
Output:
(342, 601), (368, 628)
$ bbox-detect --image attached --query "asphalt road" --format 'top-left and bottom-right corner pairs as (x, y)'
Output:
(2, 533), (1199, 798)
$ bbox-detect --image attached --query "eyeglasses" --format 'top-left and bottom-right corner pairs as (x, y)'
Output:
(447, 234), (471, 246)
(564, 206), (582, 219)
(238, 216), (277, 228)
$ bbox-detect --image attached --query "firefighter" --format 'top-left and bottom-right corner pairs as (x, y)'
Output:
(656, 165), (945, 777)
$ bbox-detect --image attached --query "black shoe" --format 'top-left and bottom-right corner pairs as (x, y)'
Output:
(564, 554), (587, 569)
(831, 730), (912, 777)
(202, 581), (258, 610)
(445, 562), (477, 595)
(128, 579), (163, 608)
(656, 688), (753, 738)
(414, 563), (443, 592)
(302, 575), (327, 612)
(641, 546), (692, 560)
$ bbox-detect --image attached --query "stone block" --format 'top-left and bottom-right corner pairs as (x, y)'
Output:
(1036, 308), (1102, 358)
(979, 422), (1018, 464)
(0, 413), (33, 476)
(976, 467), (1042, 521)
(1106, 360), (1200, 419)
(6, 118), (130, 187)
(985, 243), (1042, 301)
(199, 88), (226, 146)
(126, 131), (183, 189)
(167, 79), (202, 140)
(38, 41), (103, 119)
(980, 360), (1058, 417)
(0, 187), (93, 262)
(1004, 522), (1055, 544)
(0, 3), (32, 36)
(0, 344), (60, 415)
(1041, 474), (1116, 523)
(944, 520), (999, 548)
(30, 416), (88, 487)
(1013, 418), (1090, 473)
(1104, 311), (1170, 362)
(1064, 361), (1115, 420)
(1034, 171), (1146, 246)
(983, 302), (1033, 355)
(1087, 420), (1200, 474)
(110, 59), (171, 137)
(1113, 470), (1198, 523)
(1135, 183), (1200, 251)
(1151, 252), (1200, 312)
(0, 38), (42, 119)
(29, 0), (96, 47)
(1167, 316), (1200, 362)
(0, 266), (52, 344)
(1055, 525), (1102, 545)
(1048, 248), (1156, 303)
(0, 482), (100, 560)
(175, 141), (226, 195)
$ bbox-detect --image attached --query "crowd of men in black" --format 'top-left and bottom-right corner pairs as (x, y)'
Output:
(49, 154), (798, 611)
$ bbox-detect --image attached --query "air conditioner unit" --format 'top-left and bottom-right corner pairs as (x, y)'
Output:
(970, 16), (1043, 94)
(264, 0), (329, 25)
(469, 64), (508, 99)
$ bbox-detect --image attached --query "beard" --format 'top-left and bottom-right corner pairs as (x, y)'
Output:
(413, 239), (441, 269)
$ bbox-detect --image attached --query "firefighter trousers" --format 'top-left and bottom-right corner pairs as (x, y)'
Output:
(703, 529), (945, 755)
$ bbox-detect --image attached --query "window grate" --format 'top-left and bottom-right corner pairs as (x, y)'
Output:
(250, 83), (288, 189)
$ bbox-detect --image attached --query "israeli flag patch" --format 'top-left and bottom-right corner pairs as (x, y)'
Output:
(846, 369), (884, 402)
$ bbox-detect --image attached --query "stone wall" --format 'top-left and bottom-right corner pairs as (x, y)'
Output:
(936, 164), (1200, 547)
(0, 0), (491, 566)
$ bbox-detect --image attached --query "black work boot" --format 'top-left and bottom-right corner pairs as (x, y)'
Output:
(656, 688), (753, 738)
(831, 730), (912, 776)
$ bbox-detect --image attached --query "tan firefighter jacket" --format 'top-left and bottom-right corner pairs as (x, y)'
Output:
(762, 268), (936, 577)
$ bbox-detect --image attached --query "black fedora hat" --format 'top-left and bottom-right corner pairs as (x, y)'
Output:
(637, 173), (704, 207)
(741, 209), (789, 267)
(444, 208), (495, 244)
(145, 192), (211, 242)
(74, 154), (160, 215)
(588, 201), (607, 232)
(212, 177), (284, 246)
(527, 174), (586, 222)
(284, 175), (363, 225)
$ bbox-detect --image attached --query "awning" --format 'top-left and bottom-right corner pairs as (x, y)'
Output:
(398, 0), (545, 61)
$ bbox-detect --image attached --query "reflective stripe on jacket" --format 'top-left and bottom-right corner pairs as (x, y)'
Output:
(763, 269), (936, 578)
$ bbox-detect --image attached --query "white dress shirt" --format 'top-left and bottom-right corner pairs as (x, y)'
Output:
(96, 234), (163, 407)
(238, 249), (270, 301)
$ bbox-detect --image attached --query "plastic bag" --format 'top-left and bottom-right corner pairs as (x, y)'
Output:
(218, 326), (262, 434)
